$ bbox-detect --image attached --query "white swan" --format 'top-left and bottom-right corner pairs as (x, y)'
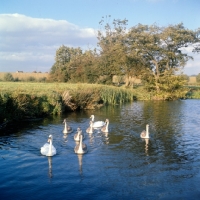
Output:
(63, 118), (73, 134)
(74, 127), (84, 141)
(74, 135), (87, 154)
(140, 124), (150, 139)
(90, 115), (105, 128)
(41, 135), (56, 156)
(86, 121), (94, 134)
(101, 119), (109, 133)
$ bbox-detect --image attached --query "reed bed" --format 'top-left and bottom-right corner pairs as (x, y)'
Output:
(0, 82), (141, 102)
(0, 82), (145, 125)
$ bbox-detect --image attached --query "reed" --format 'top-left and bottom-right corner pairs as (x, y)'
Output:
(186, 88), (200, 99)
(0, 82), (144, 125)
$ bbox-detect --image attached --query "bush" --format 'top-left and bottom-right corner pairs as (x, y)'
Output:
(196, 74), (200, 83)
(4, 73), (14, 81)
(26, 76), (36, 82)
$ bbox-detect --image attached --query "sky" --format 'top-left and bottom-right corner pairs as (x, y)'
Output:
(0, 0), (200, 75)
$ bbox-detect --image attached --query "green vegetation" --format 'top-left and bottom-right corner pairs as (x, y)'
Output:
(1, 18), (200, 128)
(49, 18), (200, 100)
(0, 81), (199, 128)
(185, 86), (200, 99)
(0, 82), (146, 125)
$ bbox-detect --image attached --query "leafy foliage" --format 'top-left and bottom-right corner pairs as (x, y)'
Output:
(4, 73), (14, 81)
(49, 18), (200, 100)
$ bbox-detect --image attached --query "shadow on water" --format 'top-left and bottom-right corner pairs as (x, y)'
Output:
(1, 100), (200, 199)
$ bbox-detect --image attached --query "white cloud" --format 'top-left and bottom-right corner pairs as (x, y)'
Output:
(180, 46), (200, 75)
(0, 14), (97, 72)
(0, 13), (199, 75)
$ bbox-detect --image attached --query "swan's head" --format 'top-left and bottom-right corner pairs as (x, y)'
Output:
(48, 135), (52, 142)
(63, 119), (66, 123)
(78, 128), (82, 134)
(90, 115), (94, 120)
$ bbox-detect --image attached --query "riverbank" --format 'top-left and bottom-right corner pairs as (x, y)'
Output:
(0, 82), (199, 128)
(0, 82), (147, 125)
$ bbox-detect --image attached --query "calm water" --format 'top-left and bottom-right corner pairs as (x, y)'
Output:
(0, 100), (200, 200)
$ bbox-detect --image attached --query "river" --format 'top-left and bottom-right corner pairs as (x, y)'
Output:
(0, 99), (200, 199)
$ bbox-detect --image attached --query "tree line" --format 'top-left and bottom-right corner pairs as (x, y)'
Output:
(49, 17), (200, 100)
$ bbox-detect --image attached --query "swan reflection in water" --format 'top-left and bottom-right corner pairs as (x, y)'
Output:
(48, 156), (53, 178)
(63, 133), (68, 142)
(102, 132), (109, 144)
(143, 138), (149, 156)
(77, 154), (83, 175)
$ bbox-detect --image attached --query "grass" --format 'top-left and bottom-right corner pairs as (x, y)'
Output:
(0, 82), (149, 101)
(0, 82), (199, 126)
(0, 82), (147, 125)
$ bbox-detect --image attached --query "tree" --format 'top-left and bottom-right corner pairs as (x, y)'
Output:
(97, 16), (129, 83)
(49, 46), (83, 82)
(196, 73), (200, 83)
(4, 73), (14, 81)
(126, 23), (200, 99)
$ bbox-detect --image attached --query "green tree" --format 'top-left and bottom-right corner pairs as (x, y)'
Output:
(49, 46), (83, 82)
(196, 73), (200, 83)
(126, 23), (200, 99)
(4, 73), (14, 81)
(97, 16), (129, 83)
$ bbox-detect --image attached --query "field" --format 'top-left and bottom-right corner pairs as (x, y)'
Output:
(0, 81), (199, 126)
(0, 72), (49, 81)
(0, 82), (148, 124)
(0, 81), (148, 101)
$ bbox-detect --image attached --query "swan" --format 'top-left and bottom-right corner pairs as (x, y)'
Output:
(90, 115), (105, 128)
(101, 119), (109, 133)
(86, 121), (94, 134)
(41, 135), (56, 156)
(74, 127), (84, 141)
(63, 118), (73, 134)
(140, 124), (150, 139)
(74, 135), (87, 154)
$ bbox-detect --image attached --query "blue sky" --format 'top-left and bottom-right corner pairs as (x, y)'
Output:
(0, 0), (200, 75)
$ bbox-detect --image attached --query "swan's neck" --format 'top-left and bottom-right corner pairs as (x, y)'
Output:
(78, 136), (83, 153)
(105, 121), (109, 132)
(77, 131), (80, 138)
(48, 139), (52, 155)
(64, 122), (67, 129)
(89, 123), (93, 133)
(91, 116), (94, 122)
(146, 125), (149, 138)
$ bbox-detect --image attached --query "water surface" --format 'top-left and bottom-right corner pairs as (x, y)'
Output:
(0, 100), (200, 199)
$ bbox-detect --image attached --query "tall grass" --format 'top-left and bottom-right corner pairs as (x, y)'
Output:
(0, 82), (199, 127)
(0, 82), (145, 125)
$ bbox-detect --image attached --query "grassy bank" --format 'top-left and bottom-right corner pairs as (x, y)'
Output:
(0, 82), (199, 127)
(0, 82), (150, 126)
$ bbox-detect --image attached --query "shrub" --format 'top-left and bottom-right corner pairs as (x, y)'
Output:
(4, 73), (14, 81)
(26, 76), (36, 82)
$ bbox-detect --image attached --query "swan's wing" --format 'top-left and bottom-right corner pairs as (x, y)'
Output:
(74, 144), (80, 153)
(40, 143), (49, 155)
(51, 145), (57, 155)
(93, 121), (105, 128)
(140, 130), (146, 138)
(68, 126), (73, 132)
